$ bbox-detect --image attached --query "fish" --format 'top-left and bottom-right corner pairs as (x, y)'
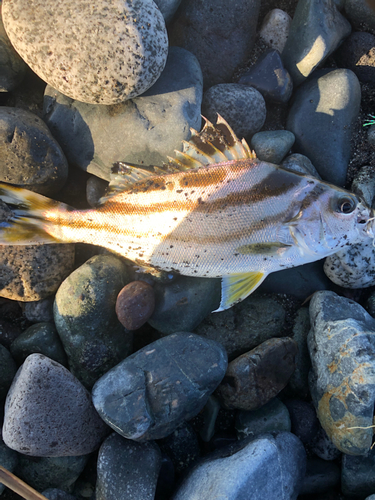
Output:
(0, 116), (374, 312)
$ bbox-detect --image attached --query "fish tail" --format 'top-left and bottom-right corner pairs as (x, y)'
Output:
(0, 183), (68, 245)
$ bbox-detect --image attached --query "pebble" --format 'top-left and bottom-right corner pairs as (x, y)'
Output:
(2, 353), (109, 456)
(250, 130), (295, 164)
(22, 297), (54, 323)
(42, 490), (78, 500)
(158, 422), (200, 474)
(235, 398), (292, 440)
(54, 254), (133, 388)
(0, 107), (68, 195)
(0, 343), (17, 401)
(0, 437), (18, 495)
(334, 32), (375, 83)
(308, 291), (375, 455)
(154, 0), (182, 24)
(43, 46), (203, 181)
(155, 453), (175, 500)
(169, 0), (261, 88)
(92, 332), (227, 441)
(238, 49), (293, 103)
(199, 395), (221, 443)
(201, 84), (266, 139)
(281, 153), (321, 178)
(310, 426), (341, 461)
(116, 281), (155, 331)
(96, 433), (162, 500)
(281, 0), (351, 86)
(215, 337), (297, 411)
(344, 0), (375, 30)
(172, 432), (306, 500)
(10, 322), (68, 366)
(342, 448), (375, 497)
(259, 9), (292, 53)
(286, 69), (361, 185)
(299, 457), (340, 495)
(0, 318), (22, 349)
(2, 0), (168, 104)
(283, 399), (320, 445)
(0, 14), (26, 92)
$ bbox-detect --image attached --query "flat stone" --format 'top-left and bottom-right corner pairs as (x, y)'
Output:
(2, 353), (109, 456)
(92, 332), (227, 441)
(250, 130), (295, 163)
(2, 0), (168, 104)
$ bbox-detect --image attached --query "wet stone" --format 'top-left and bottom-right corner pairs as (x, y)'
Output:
(0, 343), (16, 401)
(116, 281), (155, 331)
(250, 130), (295, 164)
(215, 337), (298, 411)
(92, 332), (227, 441)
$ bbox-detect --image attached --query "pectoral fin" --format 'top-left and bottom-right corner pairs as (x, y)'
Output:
(213, 271), (267, 312)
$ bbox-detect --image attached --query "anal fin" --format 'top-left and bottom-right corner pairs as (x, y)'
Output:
(213, 271), (267, 312)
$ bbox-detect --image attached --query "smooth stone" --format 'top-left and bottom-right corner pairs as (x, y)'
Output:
(2, 0), (168, 104)
(250, 130), (295, 163)
(0, 243), (75, 302)
(86, 176), (107, 207)
(367, 291), (375, 316)
(0, 437), (18, 495)
(281, 153), (321, 178)
(0, 318), (22, 349)
(16, 454), (89, 492)
(342, 448), (375, 497)
(352, 164), (375, 206)
(148, 275), (221, 335)
(154, 0), (182, 23)
(308, 290), (375, 455)
(96, 433), (162, 500)
(169, 0), (261, 88)
(158, 422), (200, 474)
(299, 457), (340, 495)
(281, 0), (351, 86)
(43, 46), (203, 181)
(92, 332), (227, 441)
(42, 490), (78, 500)
(345, 0), (375, 30)
(238, 50), (293, 103)
(201, 84), (266, 139)
(286, 69), (361, 185)
(259, 9), (292, 53)
(116, 281), (155, 331)
(286, 307), (311, 399)
(0, 107), (68, 194)
(310, 426), (341, 461)
(235, 398), (291, 440)
(215, 338), (297, 411)
(155, 453), (175, 500)
(172, 432), (306, 500)
(334, 32), (375, 84)
(199, 395), (221, 443)
(283, 399), (320, 445)
(54, 254), (133, 388)
(10, 322), (68, 366)
(22, 297), (54, 323)
(2, 353), (109, 456)
(195, 294), (287, 360)
(0, 343), (16, 400)
(0, 14), (26, 92)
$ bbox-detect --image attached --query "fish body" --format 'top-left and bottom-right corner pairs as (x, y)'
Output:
(0, 116), (373, 311)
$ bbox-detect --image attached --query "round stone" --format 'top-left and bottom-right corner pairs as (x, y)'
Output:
(116, 281), (155, 330)
(2, 0), (168, 104)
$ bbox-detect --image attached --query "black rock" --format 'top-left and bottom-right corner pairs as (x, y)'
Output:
(158, 422), (200, 474)
(334, 32), (375, 84)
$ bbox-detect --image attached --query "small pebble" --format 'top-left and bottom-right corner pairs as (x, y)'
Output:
(116, 281), (155, 331)
(310, 426), (341, 461)
(0, 318), (22, 350)
(250, 130), (295, 164)
(283, 399), (320, 445)
(259, 9), (292, 53)
(22, 297), (54, 323)
(0, 343), (17, 400)
(281, 153), (321, 178)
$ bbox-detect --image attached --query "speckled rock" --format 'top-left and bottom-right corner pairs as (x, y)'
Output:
(334, 32), (375, 83)
(215, 338), (297, 411)
(201, 84), (266, 139)
(308, 291), (375, 455)
(0, 343), (17, 400)
(0, 10), (26, 92)
(116, 281), (155, 331)
(43, 46), (203, 181)
(96, 433), (162, 500)
(344, 0), (375, 31)
(2, 0), (168, 104)
(0, 107), (68, 194)
(342, 448), (375, 497)
(250, 130), (295, 164)
(259, 9), (292, 53)
(92, 333), (227, 441)
(0, 243), (75, 302)
(0, 437), (18, 495)
(2, 353), (109, 456)
(54, 254), (133, 388)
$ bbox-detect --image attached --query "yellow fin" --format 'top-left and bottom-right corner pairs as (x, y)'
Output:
(213, 271), (267, 312)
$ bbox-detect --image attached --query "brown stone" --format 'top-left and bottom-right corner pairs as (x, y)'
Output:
(116, 281), (155, 330)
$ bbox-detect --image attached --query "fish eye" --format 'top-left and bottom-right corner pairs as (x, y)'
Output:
(337, 197), (356, 214)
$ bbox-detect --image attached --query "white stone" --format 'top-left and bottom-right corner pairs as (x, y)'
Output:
(259, 9), (292, 53)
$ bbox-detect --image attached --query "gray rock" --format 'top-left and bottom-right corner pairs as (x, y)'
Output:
(308, 290), (375, 455)
(42, 490), (78, 500)
(43, 46), (203, 180)
(199, 395), (221, 442)
(310, 426), (341, 461)
(235, 398), (291, 440)
(0, 437), (18, 495)
(299, 457), (340, 495)
(2, 0), (168, 104)
(172, 432), (306, 500)
(281, 153), (321, 178)
(96, 433), (162, 500)
(158, 422), (200, 474)
(342, 448), (375, 497)
(201, 84), (266, 139)
(259, 9), (292, 53)
(352, 164), (375, 206)
(2, 353), (108, 456)
(154, 0), (182, 23)
(286, 307), (311, 399)
(250, 130), (295, 164)
(92, 332), (227, 441)
(0, 14), (26, 92)
(334, 32), (375, 84)
(344, 0), (375, 30)
(0, 343), (16, 401)
(283, 399), (320, 445)
(22, 297), (54, 323)
(281, 0), (351, 86)
(54, 254), (133, 388)
(286, 69), (361, 185)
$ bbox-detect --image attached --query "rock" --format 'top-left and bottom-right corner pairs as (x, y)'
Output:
(22, 297), (54, 323)
(201, 84), (266, 139)
(199, 395), (221, 443)
(310, 426), (341, 461)
(169, 0), (261, 88)
(351, 164), (375, 206)
(0, 11), (27, 92)
(42, 490), (78, 500)
(158, 422), (200, 474)
(2, 353), (109, 456)
(238, 50), (293, 103)
(308, 290), (375, 455)
(0, 437), (18, 495)
(259, 9), (292, 53)
(54, 254), (133, 388)
(0, 243), (75, 302)
(0, 318), (22, 349)
(96, 433), (162, 500)
(345, 0), (375, 30)
(195, 294), (287, 360)
(235, 398), (291, 440)
(92, 332), (227, 441)
(215, 337), (297, 410)
(283, 399), (320, 445)
(286, 69), (361, 186)
(0, 343), (16, 400)
(116, 281), (155, 330)
(156, 453), (175, 499)
(154, 0), (182, 23)
(281, 153), (321, 178)
(0, 107), (68, 194)
(43, 46), (203, 181)
(2, 0), (168, 104)
(334, 32), (375, 84)
(299, 457), (340, 495)
(172, 432), (306, 500)
(286, 307), (311, 399)
(86, 176), (107, 207)
(10, 322), (68, 366)
(250, 130), (295, 163)
(342, 448), (375, 497)
(281, 0), (351, 86)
